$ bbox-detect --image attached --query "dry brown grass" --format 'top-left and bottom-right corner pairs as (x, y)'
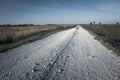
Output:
(81, 24), (120, 40)
(81, 24), (120, 54)
(0, 25), (59, 44)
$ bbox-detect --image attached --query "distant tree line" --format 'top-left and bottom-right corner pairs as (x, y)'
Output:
(0, 24), (34, 26)
(90, 22), (119, 25)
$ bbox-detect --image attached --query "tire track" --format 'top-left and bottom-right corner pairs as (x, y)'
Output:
(38, 29), (77, 80)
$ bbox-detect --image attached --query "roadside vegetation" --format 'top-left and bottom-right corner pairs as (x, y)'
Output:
(81, 24), (120, 55)
(0, 24), (75, 52)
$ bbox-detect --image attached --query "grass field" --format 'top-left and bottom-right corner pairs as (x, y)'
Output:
(81, 24), (120, 54)
(0, 25), (74, 52)
(0, 25), (59, 44)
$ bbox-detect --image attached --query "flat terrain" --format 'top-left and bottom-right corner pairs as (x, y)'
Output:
(0, 25), (72, 52)
(81, 24), (120, 54)
(0, 25), (59, 44)
(0, 26), (119, 80)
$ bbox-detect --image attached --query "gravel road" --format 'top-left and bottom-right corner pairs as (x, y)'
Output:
(0, 26), (120, 80)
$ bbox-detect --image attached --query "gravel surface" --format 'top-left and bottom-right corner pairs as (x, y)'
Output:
(0, 26), (119, 80)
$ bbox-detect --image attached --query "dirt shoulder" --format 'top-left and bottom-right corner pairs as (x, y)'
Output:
(0, 26), (74, 53)
(81, 24), (120, 56)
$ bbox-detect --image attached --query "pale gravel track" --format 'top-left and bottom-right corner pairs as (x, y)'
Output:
(0, 26), (119, 80)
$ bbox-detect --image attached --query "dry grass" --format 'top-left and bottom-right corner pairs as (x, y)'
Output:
(0, 24), (74, 52)
(81, 24), (120, 40)
(0, 25), (59, 44)
(81, 24), (120, 54)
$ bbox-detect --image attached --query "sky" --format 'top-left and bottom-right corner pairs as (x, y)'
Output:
(0, 0), (120, 24)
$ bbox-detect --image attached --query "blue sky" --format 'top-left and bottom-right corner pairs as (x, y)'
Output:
(0, 0), (120, 24)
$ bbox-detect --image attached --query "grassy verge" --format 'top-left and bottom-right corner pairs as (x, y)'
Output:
(81, 24), (120, 55)
(0, 25), (74, 52)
